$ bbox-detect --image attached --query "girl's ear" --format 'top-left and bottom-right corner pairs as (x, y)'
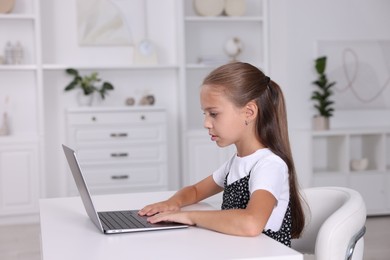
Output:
(245, 100), (258, 121)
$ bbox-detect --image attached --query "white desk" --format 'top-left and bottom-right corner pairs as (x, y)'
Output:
(39, 191), (303, 260)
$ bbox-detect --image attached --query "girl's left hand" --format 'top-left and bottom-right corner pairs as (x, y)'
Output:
(147, 211), (195, 226)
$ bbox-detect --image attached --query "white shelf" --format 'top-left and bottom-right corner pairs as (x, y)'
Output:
(185, 16), (264, 22)
(0, 135), (39, 144)
(311, 127), (390, 215)
(42, 64), (179, 71)
(0, 14), (36, 20)
(0, 65), (38, 71)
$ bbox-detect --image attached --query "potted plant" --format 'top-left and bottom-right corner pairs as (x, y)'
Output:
(64, 68), (114, 106)
(311, 56), (335, 130)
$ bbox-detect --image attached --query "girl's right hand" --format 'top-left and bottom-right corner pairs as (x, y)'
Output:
(138, 200), (180, 216)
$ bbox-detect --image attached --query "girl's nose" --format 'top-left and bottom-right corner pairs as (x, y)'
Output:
(203, 116), (212, 129)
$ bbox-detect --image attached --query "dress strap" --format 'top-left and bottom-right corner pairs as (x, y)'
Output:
(224, 153), (236, 178)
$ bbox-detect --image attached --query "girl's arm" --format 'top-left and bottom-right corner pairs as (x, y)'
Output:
(139, 175), (223, 216)
(146, 189), (276, 237)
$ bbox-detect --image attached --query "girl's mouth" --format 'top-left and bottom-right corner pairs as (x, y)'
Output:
(210, 135), (217, 141)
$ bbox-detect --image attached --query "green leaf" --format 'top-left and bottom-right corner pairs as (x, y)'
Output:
(102, 82), (114, 90)
(64, 80), (78, 91)
(315, 56), (326, 74)
(66, 68), (79, 76)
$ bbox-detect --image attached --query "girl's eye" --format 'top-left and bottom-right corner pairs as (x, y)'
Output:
(209, 112), (218, 118)
(202, 111), (218, 118)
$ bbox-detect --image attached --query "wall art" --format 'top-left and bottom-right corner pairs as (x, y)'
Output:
(317, 40), (390, 110)
(76, 0), (145, 46)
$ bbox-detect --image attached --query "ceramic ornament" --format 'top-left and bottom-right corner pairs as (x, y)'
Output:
(0, 0), (15, 13)
(224, 37), (243, 61)
(193, 0), (224, 17)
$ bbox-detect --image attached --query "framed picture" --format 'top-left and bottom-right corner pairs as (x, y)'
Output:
(76, 0), (145, 46)
(317, 40), (390, 110)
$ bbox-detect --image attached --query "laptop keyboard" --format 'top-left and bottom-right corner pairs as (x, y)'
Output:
(99, 210), (155, 230)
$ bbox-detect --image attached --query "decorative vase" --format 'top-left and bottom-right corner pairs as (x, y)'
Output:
(312, 116), (329, 131)
(224, 0), (246, 16)
(193, 0), (224, 17)
(0, 0), (15, 13)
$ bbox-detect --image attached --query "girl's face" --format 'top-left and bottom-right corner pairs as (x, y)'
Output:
(200, 84), (247, 148)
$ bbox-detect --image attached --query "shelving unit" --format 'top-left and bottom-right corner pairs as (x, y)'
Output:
(1, 0), (270, 221)
(181, 0), (268, 131)
(179, 0), (269, 187)
(311, 128), (390, 215)
(39, 0), (181, 197)
(0, 0), (43, 222)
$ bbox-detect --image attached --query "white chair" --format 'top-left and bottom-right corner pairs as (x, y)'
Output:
(291, 186), (366, 260)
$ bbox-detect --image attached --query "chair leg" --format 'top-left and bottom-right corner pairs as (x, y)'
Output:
(345, 226), (366, 260)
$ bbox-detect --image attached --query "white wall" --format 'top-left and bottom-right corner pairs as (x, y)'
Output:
(39, 0), (390, 194)
(268, 0), (390, 187)
(40, 0), (180, 197)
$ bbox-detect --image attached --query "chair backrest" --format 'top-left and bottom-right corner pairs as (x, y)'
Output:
(291, 186), (366, 260)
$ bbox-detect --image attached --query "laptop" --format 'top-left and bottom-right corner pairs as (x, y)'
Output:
(62, 144), (189, 234)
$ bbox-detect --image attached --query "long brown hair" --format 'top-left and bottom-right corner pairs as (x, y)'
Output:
(203, 62), (305, 238)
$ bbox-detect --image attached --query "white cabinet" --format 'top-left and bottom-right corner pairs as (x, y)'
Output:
(66, 107), (168, 195)
(311, 128), (390, 215)
(0, 0), (43, 221)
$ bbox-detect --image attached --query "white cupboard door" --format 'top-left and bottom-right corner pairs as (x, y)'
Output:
(0, 145), (38, 214)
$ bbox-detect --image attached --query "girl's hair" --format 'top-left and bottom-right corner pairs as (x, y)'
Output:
(202, 61), (305, 238)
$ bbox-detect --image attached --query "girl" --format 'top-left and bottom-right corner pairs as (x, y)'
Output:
(139, 62), (305, 247)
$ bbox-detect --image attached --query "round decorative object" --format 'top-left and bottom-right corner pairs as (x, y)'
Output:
(224, 37), (243, 61)
(350, 158), (368, 171)
(0, 0), (15, 13)
(224, 0), (246, 16)
(125, 97), (135, 106)
(134, 39), (158, 65)
(139, 95), (155, 106)
(193, 0), (224, 17)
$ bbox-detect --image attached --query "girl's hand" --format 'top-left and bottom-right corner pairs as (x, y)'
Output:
(147, 211), (195, 226)
(138, 200), (180, 216)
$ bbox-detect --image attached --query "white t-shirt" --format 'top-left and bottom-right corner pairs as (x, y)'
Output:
(212, 148), (289, 231)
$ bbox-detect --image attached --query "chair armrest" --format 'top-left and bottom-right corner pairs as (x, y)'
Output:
(346, 226), (366, 260)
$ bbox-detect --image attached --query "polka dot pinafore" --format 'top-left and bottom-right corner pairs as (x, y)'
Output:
(220, 157), (292, 247)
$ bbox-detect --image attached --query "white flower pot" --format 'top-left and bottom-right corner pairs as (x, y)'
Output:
(312, 116), (330, 131)
(77, 91), (94, 106)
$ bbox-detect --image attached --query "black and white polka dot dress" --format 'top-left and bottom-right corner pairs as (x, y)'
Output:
(221, 169), (292, 247)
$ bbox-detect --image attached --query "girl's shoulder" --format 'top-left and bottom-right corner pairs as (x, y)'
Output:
(252, 149), (287, 171)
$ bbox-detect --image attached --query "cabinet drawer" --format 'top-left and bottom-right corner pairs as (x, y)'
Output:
(77, 145), (165, 163)
(73, 126), (165, 143)
(83, 165), (165, 187)
(67, 110), (166, 125)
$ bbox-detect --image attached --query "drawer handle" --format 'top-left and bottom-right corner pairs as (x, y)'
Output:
(111, 153), (128, 157)
(111, 175), (129, 180)
(110, 133), (128, 138)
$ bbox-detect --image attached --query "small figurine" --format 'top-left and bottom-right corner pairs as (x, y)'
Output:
(4, 41), (13, 64)
(125, 97), (135, 106)
(224, 37), (242, 61)
(0, 112), (9, 136)
(13, 41), (24, 64)
(139, 95), (155, 106)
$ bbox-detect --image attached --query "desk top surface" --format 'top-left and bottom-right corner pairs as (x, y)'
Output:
(39, 191), (302, 260)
